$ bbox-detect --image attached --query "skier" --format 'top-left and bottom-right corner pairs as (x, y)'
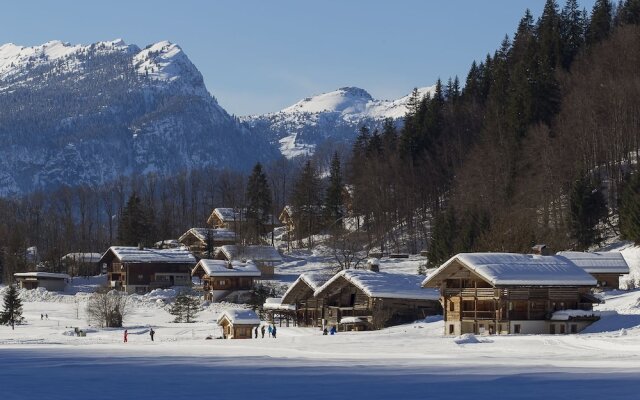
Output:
(272, 324), (277, 339)
(330, 325), (336, 335)
(41, 314), (43, 320)
(254, 326), (258, 338)
(268, 325), (273, 338)
(323, 328), (328, 335)
(149, 328), (155, 342)
(124, 329), (128, 343)
(261, 325), (266, 338)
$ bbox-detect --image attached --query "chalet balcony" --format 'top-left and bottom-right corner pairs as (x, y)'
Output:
(461, 311), (503, 320)
(445, 288), (501, 298)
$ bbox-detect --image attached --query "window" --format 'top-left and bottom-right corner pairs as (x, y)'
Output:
(550, 324), (556, 334)
(449, 324), (455, 335)
(219, 280), (227, 286)
(449, 301), (455, 312)
(514, 324), (521, 334)
(570, 324), (577, 334)
(560, 324), (566, 334)
(137, 274), (144, 280)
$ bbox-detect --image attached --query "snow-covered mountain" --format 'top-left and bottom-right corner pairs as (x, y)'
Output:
(241, 86), (435, 159)
(0, 39), (278, 196)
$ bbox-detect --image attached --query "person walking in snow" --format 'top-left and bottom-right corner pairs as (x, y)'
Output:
(124, 329), (128, 343)
(268, 325), (273, 338)
(149, 328), (155, 342)
(254, 326), (258, 338)
(261, 325), (265, 338)
(41, 314), (43, 320)
(45, 313), (48, 320)
(272, 324), (277, 339)
(330, 325), (336, 335)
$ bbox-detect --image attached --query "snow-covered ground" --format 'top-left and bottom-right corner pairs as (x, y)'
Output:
(2, 248), (640, 399)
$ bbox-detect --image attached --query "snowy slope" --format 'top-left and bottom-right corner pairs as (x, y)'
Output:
(242, 86), (435, 159)
(0, 39), (278, 196)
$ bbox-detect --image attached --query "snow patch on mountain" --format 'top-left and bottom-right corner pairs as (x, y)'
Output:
(242, 85), (435, 159)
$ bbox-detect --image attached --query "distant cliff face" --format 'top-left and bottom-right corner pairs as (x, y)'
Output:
(0, 39), (278, 196)
(241, 86), (434, 159)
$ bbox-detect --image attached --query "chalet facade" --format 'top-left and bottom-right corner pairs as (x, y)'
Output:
(214, 245), (282, 278)
(191, 259), (261, 301)
(279, 205), (329, 241)
(14, 272), (70, 291)
(102, 247), (196, 294)
(60, 253), (102, 277)
(178, 227), (236, 257)
(422, 253), (600, 336)
(557, 251), (630, 290)
(217, 309), (261, 339)
(206, 208), (278, 233)
(279, 273), (332, 327)
(280, 269), (441, 330)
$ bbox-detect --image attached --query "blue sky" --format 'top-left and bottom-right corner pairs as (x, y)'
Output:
(1, 0), (595, 115)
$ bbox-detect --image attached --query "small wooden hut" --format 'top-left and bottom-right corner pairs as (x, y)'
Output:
(217, 309), (261, 339)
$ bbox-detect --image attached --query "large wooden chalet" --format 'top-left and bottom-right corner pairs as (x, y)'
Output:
(557, 251), (630, 290)
(214, 245), (282, 278)
(281, 269), (441, 330)
(102, 246), (196, 294)
(422, 253), (600, 336)
(191, 259), (261, 301)
(178, 227), (237, 257)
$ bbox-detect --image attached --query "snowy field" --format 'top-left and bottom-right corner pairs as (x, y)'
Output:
(2, 248), (640, 399)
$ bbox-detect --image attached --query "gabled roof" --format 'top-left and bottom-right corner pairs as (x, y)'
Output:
(262, 297), (296, 311)
(192, 259), (261, 277)
(61, 253), (102, 263)
(14, 272), (70, 280)
(178, 227), (236, 243)
(422, 253), (597, 288)
(315, 269), (440, 301)
(100, 246), (196, 264)
(217, 309), (261, 325)
(211, 208), (247, 223)
(281, 272), (333, 304)
(215, 245), (282, 263)
(556, 251), (630, 274)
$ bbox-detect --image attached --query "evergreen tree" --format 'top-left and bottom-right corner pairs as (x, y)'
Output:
(325, 152), (344, 226)
(380, 118), (398, 153)
(168, 293), (200, 323)
(117, 193), (155, 247)
(246, 162), (272, 243)
(560, 0), (587, 69)
(619, 172), (640, 244)
(587, 0), (613, 46)
(291, 160), (323, 248)
(617, 0), (640, 25)
(0, 285), (25, 330)
(568, 175), (608, 249)
(427, 208), (457, 268)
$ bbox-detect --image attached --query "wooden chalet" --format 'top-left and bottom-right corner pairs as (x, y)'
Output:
(422, 253), (600, 336)
(102, 246), (196, 294)
(14, 272), (70, 291)
(178, 227), (237, 257)
(279, 205), (328, 240)
(214, 245), (282, 278)
(206, 208), (278, 232)
(279, 273), (333, 327)
(217, 309), (261, 339)
(295, 269), (441, 331)
(191, 259), (261, 301)
(557, 251), (630, 290)
(60, 252), (103, 276)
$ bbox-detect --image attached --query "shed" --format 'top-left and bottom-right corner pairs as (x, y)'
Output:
(557, 251), (630, 289)
(14, 272), (70, 292)
(217, 309), (261, 339)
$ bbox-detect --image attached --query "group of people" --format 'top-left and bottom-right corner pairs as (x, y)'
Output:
(323, 325), (337, 335)
(40, 313), (48, 320)
(123, 328), (155, 343)
(254, 324), (278, 339)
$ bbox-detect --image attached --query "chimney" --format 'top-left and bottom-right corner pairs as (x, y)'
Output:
(531, 244), (551, 256)
(227, 261), (233, 270)
(366, 258), (380, 272)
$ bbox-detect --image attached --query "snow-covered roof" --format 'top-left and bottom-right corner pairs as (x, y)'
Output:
(192, 259), (261, 277)
(178, 227), (236, 243)
(61, 253), (102, 263)
(217, 309), (261, 325)
(557, 251), (630, 274)
(101, 247), (196, 264)
(281, 272), (333, 303)
(423, 253), (597, 287)
(315, 270), (440, 301)
(262, 297), (296, 311)
(216, 245), (282, 263)
(339, 316), (368, 324)
(213, 208), (247, 223)
(14, 272), (70, 280)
